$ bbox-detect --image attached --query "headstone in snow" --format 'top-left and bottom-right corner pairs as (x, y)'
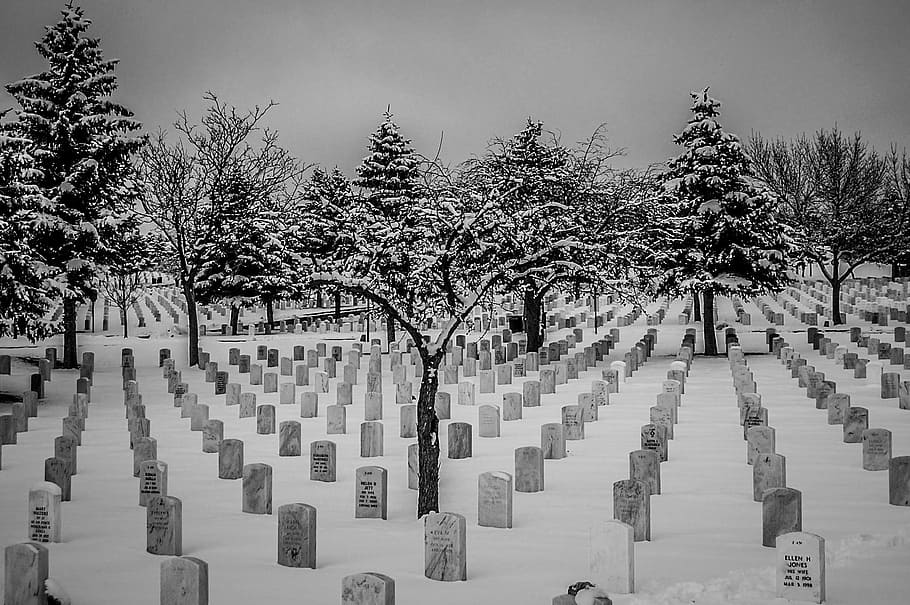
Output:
(477, 471), (512, 529)
(310, 440), (336, 482)
(776, 531), (825, 604)
(242, 463), (272, 514)
(613, 479), (650, 541)
(355, 465), (388, 519)
(589, 519), (634, 594)
(277, 503), (317, 568)
(862, 428), (891, 470)
(3, 542), (49, 605)
(341, 572), (395, 605)
(424, 512), (467, 581)
(763, 487), (802, 547)
(160, 556), (208, 605)
(147, 495), (182, 555)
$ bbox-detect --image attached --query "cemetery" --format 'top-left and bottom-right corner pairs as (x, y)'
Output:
(2, 2), (910, 604)
(2, 279), (910, 604)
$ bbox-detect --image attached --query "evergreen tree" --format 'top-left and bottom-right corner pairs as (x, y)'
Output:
(659, 89), (794, 354)
(354, 111), (421, 344)
(0, 117), (65, 340)
(4, 1), (144, 366)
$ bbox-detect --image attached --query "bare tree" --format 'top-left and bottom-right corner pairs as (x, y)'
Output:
(101, 272), (145, 338)
(136, 92), (307, 365)
(748, 127), (909, 323)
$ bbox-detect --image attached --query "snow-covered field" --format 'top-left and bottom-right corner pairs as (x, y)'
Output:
(1, 296), (909, 604)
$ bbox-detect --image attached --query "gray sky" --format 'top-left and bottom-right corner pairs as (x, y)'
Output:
(2, 0), (909, 174)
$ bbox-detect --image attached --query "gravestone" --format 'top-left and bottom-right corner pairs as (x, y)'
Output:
(341, 572), (396, 605)
(589, 520), (634, 594)
(310, 440), (337, 482)
(160, 556), (208, 605)
(629, 449), (661, 495)
(190, 404), (209, 431)
(3, 542), (49, 605)
(279, 421), (302, 456)
(355, 391), (380, 420)
(242, 463), (273, 514)
(478, 471), (512, 529)
(843, 407), (868, 443)
(540, 423), (566, 460)
(514, 446), (545, 492)
(54, 435), (77, 476)
(457, 381), (475, 406)
(28, 482), (62, 543)
(424, 512), (467, 581)
(134, 437), (158, 478)
(326, 405), (347, 435)
(747, 426), (776, 465)
(277, 503), (317, 568)
(776, 531), (825, 604)
(863, 428), (892, 470)
(434, 392), (451, 420)
(239, 392), (256, 418)
(355, 466), (388, 519)
(613, 479), (650, 541)
(889, 456), (910, 506)
(540, 368), (556, 394)
(478, 404), (501, 438)
(139, 460), (168, 506)
(337, 381), (353, 405)
(218, 439), (243, 479)
(360, 422), (384, 457)
(763, 487), (802, 547)
(408, 443), (419, 490)
(562, 405), (585, 440)
(201, 420), (223, 454)
(399, 404), (417, 438)
(447, 422), (472, 459)
(754, 452), (787, 501)
(640, 424), (667, 462)
(523, 380), (541, 407)
(147, 495), (182, 555)
(257, 405), (276, 435)
(300, 392), (318, 418)
(295, 365), (309, 386)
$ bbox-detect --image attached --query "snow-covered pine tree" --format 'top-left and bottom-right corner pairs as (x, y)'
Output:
(4, 1), (144, 366)
(194, 169), (270, 333)
(0, 117), (66, 340)
(660, 88), (793, 354)
(354, 111), (421, 344)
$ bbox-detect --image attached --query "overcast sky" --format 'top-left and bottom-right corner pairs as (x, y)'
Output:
(2, 0), (909, 174)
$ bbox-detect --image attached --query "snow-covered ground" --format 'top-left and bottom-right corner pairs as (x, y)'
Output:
(1, 296), (908, 604)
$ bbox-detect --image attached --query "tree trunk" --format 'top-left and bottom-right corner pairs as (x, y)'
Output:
(702, 291), (718, 355)
(91, 296), (96, 333)
(334, 290), (341, 322)
(523, 287), (544, 353)
(386, 314), (396, 350)
(417, 350), (443, 517)
(121, 308), (129, 339)
(62, 298), (78, 368)
(316, 290), (323, 308)
(266, 300), (274, 334)
(831, 277), (843, 325)
(183, 280), (199, 368)
(230, 305), (240, 335)
(693, 290), (702, 321)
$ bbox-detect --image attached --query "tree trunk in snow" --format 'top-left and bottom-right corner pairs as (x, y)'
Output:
(183, 280), (200, 368)
(702, 291), (718, 355)
(523, 287), (544, 353)
(266, 300), (274, 334)
(386, 314), (396, 349)
(121, 308), (129, 339)
(417, 350), (443, 517)
(334, 290), (341, 322)
(693, 290), (702, 321)
(62, 298), (78, 368)
(230, 305), (240, 335)
(831, 276), (843, 325)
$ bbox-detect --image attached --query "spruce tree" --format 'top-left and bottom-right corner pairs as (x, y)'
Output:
(0, 120), (65, 340)
(660, 89), (793, 354)
(354, 111), (421, 344)
(4, 1), (144, 365)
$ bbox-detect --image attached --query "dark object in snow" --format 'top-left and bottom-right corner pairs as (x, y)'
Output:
(568, 581), (596, 595)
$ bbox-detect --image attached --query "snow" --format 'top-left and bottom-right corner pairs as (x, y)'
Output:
(1, 295), (908, 604)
